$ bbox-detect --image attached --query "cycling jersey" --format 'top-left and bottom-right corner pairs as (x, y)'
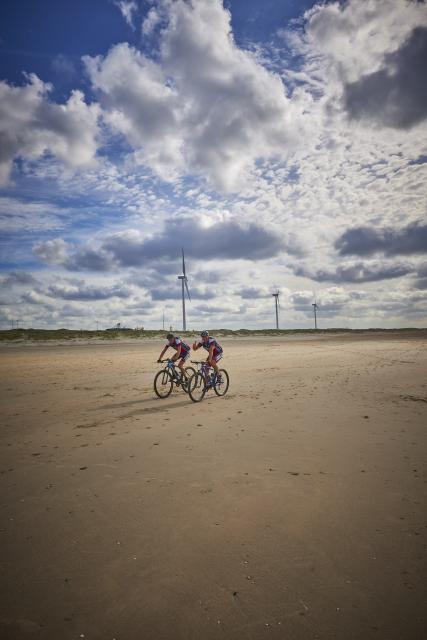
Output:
(167, 337), (190, 354)
(197, 337), (223, 357)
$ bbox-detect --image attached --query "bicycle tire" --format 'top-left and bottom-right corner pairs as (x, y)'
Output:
(182, 366), (196, 394)
(154, 369), (173, 398)
(188, 372), (206, 403)
(214, 369), (229, 396)
(185, 366), (196, 379)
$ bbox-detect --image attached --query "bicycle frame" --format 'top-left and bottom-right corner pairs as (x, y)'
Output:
(160, 359), (181, 380)
(191, 361), (216, 387)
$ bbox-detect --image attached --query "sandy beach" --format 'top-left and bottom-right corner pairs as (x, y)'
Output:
(1, 333), (426, 640)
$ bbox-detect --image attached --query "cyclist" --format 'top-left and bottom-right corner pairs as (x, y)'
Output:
(157, 333), (191, 383)
(193, 330), (223, 383)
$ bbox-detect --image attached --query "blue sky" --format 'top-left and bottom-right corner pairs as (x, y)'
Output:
(0, 0), (426, 330)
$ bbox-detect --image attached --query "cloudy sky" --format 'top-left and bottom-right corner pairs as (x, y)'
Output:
(0, 0), (426, 330)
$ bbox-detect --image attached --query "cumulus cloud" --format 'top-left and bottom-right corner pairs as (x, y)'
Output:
(45, 280), (131, 301)
(0, 74), (100, 185)
(291, 287), (349, 318)
(65, 247), (115, 272)
(335, 221), (427, 256)
(344, 27), (427, 129)
(238, 286), (271, 299)
(0, 196), (67, 234)
(21, 290), (52, 306)
(142, 7), (162, 36)
(303, 0), (427, 85)
(102, 218), (294, 265)
(84, 42), (183, 181)
(0, 271), (38, 287)
(33, 238), (69, 265)
(150, 283), (216, 302)
(288, 0), (427, 135)
(293, 260), (413, 283)
(414, 263), (427, 290)
(84, 0), (299, 190)
(290, 290), (314, 309)
(114, 1), (138, 29)
(34, 217), (299, 272)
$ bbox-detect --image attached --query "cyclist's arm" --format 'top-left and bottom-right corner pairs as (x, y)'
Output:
(208, 344), (215, 361)
(172, 344), (182, 361)
(193, 341), (201, 350)
(158, 345), (168, 361)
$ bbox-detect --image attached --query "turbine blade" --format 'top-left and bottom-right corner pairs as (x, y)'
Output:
(184, 277), (191, 302)
(182, 248), (186, 276)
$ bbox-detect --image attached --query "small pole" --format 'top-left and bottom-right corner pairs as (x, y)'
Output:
(312, 303), (318, 330)
(272, 292), (279, 329)
(182, 277), (186, 331)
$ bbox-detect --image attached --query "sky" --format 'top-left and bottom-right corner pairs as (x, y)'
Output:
(0, 0), (426, 331)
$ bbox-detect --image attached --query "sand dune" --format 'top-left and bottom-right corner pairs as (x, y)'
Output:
(1, 333), (426, 639)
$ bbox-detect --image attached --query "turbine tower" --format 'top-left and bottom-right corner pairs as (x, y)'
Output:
(272, 291), (280, 330)
(312, 300), (318, 330)
(178, 248), (191, 332)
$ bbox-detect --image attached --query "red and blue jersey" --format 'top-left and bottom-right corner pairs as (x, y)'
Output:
(167, 337), (190, 354)
(197, 336), (223, 357)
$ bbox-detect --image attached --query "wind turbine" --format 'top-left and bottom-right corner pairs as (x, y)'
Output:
(178, 248), (191, 332)
(312, 300), (318, 330)
(272, 291), (280, 330)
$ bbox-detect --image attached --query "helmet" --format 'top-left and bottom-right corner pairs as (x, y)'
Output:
(200, 330), (209, 337)
(166, 333), (174, 340)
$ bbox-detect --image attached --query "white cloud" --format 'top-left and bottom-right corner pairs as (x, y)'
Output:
(303, 0), (427, 84)
(0, 74), (100, 185)
(84, 0), (300, 190)
(33, 238), (69, 265)
(45, 279), (131, 301)
(84, 43), (184, 181)
(0, 197), (67, 233)
(142, 7), (161, 36)
(114, 1), (138, 29)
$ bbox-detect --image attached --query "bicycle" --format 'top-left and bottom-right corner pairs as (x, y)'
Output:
(187, 360), (229, 403)
(153, 359), (196, 399)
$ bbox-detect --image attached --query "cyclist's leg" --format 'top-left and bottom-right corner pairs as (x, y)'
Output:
(203, 359), (212, 385)
(209, 353), (221, 376)
(178, 353), (189, 380)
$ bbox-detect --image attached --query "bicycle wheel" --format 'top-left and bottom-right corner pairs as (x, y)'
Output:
(188, 372), (206, 403)
(154, 369), (173, 398)
(214, 369), (229, 396)
(181, 366), (196, 393)
(185, 366), (196, 379)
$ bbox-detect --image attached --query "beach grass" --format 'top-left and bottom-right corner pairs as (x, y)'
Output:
(0, 327), (425, 342)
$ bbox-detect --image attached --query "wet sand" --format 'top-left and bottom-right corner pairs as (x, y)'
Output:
(1, 333), (426, 639)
